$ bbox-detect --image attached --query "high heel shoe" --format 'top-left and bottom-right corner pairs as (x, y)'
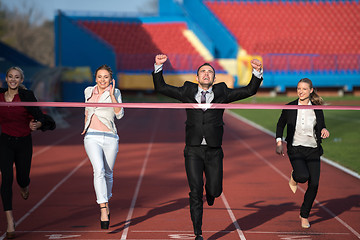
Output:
(100, 206), (109, 229)
(100, 220), (109, 229)
(6, 231), (15, 239)
(299, 215), (310, 229)
(20, 186), (29, 200)
(6, 223), (16, 239)
(289, 171), (298, 194)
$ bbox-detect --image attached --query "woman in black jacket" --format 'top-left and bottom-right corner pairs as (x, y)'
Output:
(275, 78), (330, 229)
(0, 66), (55, 239)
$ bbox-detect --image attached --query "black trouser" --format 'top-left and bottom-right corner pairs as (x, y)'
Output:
(0, 133), (32, 211)
(184, 145), (223, 235)
(288, 145), (321, 218)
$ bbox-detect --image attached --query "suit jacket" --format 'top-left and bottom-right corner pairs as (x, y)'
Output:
(276, 99), (326, 154)
(0, 88), (56, 131)
(152, 70), (263, 147)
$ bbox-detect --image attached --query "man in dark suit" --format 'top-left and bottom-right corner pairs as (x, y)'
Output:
(152, 54), (263, 240)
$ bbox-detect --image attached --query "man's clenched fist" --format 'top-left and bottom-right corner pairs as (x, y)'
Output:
(155, 54), (168, 65)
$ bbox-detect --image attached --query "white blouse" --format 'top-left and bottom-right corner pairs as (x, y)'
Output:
(292, 101), (317, 148)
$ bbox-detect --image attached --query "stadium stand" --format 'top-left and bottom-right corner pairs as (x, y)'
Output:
(205, 0), (360, 73)
(77, 20), (224, 73)
(54, 0), (360, 96)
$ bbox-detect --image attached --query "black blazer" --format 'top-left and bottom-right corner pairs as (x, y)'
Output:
(0, 88), (56, 131)
(276, 99), (326, 154)
(152, 70), (263, 147)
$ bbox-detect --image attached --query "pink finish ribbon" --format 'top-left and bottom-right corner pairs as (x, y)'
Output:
(0, 102), (359, 110)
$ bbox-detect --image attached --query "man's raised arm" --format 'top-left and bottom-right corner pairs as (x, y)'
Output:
(152, 54), (182, 100)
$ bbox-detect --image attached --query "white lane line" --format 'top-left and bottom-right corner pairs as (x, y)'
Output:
(227, 120), (360, 239)
(14, 230), (120, 233)
(247, 230), (350, 235)
(120, 110), (161, 240)
(0, 131), (79, 175)
(226, 110), (360, 179)
(320, 156), (360, 180)
(0, 157), (88, 240)
(221, 193), (247, 240)
(132, 230), (350, 236)
(131, 230), (214, 233)
(31, 108), (135, 158)
(0, 113), (136, 239)
(32, 131), (79, 157)
(314, 200), (360, 239)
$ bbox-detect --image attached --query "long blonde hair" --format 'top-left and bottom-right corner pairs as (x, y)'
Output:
(298, 78), (323, 105)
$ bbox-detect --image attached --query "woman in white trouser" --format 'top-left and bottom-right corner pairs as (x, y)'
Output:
(82, 64), (124, 229)
(84, 130), (118, 203)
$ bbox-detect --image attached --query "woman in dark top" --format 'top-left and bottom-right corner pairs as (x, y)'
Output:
(275, 78), (330, 229)
(0, 66), (55, 239)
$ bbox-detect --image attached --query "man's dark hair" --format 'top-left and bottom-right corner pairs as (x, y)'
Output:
(197, 63), (215, 77)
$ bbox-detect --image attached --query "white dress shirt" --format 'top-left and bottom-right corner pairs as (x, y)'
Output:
(292, 101), (317, 148)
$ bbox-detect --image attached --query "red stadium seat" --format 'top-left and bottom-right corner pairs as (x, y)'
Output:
(205, 0), (360, 72)
(77, 20), (224, 72)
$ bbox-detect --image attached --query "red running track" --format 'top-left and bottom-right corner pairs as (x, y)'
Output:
(0, 108), (359, 240)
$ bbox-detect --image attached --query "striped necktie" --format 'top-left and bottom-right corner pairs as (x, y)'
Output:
(201, 91), (208, 104)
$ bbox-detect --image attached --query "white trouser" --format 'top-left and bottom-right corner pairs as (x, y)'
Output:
(84, 129), (119, 204)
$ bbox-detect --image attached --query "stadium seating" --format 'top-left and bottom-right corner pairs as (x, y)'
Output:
(78, 20), (223, 73)
(205, 0), (360, 72)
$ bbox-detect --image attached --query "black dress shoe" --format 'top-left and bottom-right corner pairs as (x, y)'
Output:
(100, 220), (109, 229)
(195, 235), (203, 240)
(206, 194), (215, 206)
(100, 206), (109, 229)
(20, 186), (29, 200)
